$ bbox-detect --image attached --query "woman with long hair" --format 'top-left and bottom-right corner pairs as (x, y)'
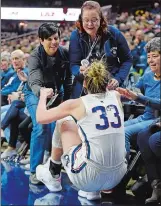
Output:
(69, 1), (132, 98)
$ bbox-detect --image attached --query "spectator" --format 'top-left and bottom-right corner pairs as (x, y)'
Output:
(151, 2), (160, 14)
(69, 0), (132, 98)
(124, 37), (160, 158)
(131, 30), (147, 71)
(117, 86), (161, 204)
(1, 50), (28, 106)
(24, 23), (72, 184)
(138, 123), (161, 205)
(1, 52), (14, 88)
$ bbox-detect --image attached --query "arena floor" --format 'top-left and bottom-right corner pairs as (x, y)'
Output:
(1, 160), (146, 206)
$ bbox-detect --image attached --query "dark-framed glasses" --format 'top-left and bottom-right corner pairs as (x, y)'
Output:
(82, 18), (100, 25)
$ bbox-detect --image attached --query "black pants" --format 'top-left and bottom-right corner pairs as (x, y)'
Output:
(19, 116), (32, 145)
(1, 95), (9, 106)
(137, 125), (161, 182)
(9, 109), (27, 148)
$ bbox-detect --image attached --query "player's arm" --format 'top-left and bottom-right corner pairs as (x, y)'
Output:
(36, 88), (79, 124)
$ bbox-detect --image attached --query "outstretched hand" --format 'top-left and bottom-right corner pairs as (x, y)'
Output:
(40, 87), (54, 98)
(116, 87), (138, 100)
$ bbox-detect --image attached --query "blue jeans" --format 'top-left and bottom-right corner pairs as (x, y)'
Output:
(1, 100), (25, 130)
(24, 89), (55, 173)
(124, 115), (154, 155)
(137, 127), (161, 181)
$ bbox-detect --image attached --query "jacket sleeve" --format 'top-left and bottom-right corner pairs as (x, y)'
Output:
(63, 65), (73, 101)
(1, 71), (15, 88)
(114, 30), (133, 84)
(136, 95), (161, 110)
(1, 78), (21, 96)
(28, 54), (44, 97)
(69, 30), (84, 82)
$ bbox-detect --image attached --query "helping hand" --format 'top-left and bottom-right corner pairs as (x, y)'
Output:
(116, 87), (138, 100)
(40, 88), (54, 98)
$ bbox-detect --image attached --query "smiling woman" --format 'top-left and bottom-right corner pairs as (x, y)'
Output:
(146, 37), (161, 80)
(69, 0), (132, 99)
(38, 23), (61, 56)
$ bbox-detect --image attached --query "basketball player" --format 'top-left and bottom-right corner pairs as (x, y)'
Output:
(36, 61), (127, 200)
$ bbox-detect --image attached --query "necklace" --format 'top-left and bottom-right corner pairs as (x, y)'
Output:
(154, 73), (161, 79)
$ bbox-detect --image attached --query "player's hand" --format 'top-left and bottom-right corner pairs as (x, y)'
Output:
(116, 87), (138, 100)
(40, 88), (54, 98)
(107, 78), (119, 90)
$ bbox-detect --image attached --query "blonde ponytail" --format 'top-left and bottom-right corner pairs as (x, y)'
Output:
(84, 60), (111, 93)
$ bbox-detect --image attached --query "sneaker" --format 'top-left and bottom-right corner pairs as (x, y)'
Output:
(16, 141), (22, 150)
(36, 161), (62, 192)
(24, 163), (30, 170)
(29, 173), (44, 185)
(78, 190), (101, 201)
(1, 149), (17, 159)
(43, 150), (50, 164)
(29, 183), (45, 194)
(34, 193), (63, 205)
(20, 157), (30, 165)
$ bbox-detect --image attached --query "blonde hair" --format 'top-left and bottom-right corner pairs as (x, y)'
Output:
(84, 60), (111, 94)
(11, 49), (25, 59)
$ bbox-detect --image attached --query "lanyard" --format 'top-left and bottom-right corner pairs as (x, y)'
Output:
(86, 35), (99, 60)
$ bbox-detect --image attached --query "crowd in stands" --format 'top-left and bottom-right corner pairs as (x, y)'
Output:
(1, 1), (160, 205)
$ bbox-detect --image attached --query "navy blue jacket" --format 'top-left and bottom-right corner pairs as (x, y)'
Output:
(69, 25), (133, 98)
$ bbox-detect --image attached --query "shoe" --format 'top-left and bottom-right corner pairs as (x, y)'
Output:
(145, 179), (161, 204)
(1, 149), (17, 159)
(78, 190), (101, 201)
(131, 175), (150, 199)
(29, 183), (45, 194)
(24, 164), (30, 170)
(36, 161), (62, 192)
(43, 150), (50, 164)
(1, 160), (12, 172)
(29, 173), (44, 185)
(16, 141), (22, 151)
(20, 157), (30, 165)
(1, 137), (7, 146)
(34, 193), (63, 205)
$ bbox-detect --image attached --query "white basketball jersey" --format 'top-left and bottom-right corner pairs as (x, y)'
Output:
(76, 90), (125, 168)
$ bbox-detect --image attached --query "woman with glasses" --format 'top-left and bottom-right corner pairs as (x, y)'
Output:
(69, 0), (133, 98)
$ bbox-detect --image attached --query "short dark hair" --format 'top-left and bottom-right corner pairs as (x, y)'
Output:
(38, 23), (61, 40)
